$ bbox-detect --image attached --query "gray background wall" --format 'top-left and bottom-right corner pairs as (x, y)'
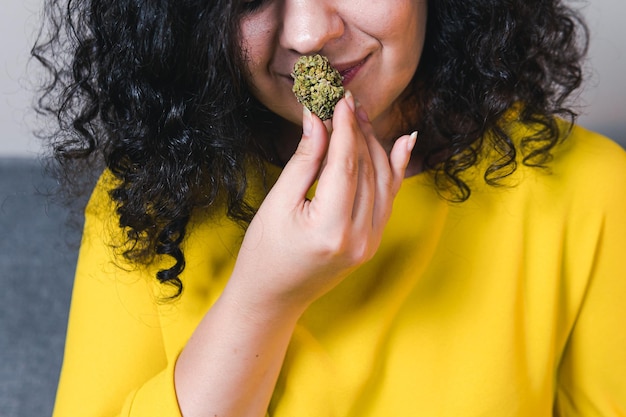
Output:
(1, 0), (625, 157)
(1, 0), (42, 157)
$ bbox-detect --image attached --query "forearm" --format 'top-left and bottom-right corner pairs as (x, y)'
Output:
(173, 97), (414, 417)
(174, 281), (304, 417)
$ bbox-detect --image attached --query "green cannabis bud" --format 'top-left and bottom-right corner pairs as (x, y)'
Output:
(291, 54), (344, 121)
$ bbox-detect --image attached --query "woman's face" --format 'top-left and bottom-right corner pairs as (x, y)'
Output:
(238, 0), (427, 137)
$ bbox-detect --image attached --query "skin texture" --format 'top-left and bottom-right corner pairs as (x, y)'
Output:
(240, 0), (427, 151)
(174, 0), (423, 415)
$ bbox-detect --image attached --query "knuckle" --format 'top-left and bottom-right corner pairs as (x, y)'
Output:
(349, 239), (372, 264)
(317, 231), (374, 266)
(342, 156), (359, 177)
(293, 146), (322, 165)
(319, 231), (350, 257)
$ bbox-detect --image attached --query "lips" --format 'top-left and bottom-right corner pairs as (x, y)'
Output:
(334, 56), (368, 85)
(283, 55), (369, 87)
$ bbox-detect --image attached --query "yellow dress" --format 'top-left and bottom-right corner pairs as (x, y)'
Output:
(52, 124), (626, 417)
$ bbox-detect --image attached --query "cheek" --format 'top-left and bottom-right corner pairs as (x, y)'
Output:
(238, 19), (274, 84)
(382, 2), (426, 49)
(355, 1), (427, 119)
(387, 3), (427, 76)
(356, 0), (427, 71)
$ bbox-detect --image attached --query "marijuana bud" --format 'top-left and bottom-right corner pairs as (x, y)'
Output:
(291, 54), (344, 121)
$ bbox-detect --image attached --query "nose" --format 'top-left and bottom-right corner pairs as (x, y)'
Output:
(280, 0), (344, 55)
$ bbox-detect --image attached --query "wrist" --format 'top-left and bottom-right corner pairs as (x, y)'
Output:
(219, 274), (308, 331)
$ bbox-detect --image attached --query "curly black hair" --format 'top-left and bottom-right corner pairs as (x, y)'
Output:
(32, 0), (588, 296)
(417, 0), (588, 199)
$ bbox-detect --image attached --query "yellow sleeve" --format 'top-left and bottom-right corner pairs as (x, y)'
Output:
(52, 173), (182, 417)
(555, 140), (626, 416)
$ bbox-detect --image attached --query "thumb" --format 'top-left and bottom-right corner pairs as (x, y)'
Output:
(272, 107), (329, 205)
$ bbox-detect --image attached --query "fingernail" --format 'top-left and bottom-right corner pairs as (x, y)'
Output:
(408, 131), (418, 152)
(302, 106), (313, 136)
(344, 90), (356, 112)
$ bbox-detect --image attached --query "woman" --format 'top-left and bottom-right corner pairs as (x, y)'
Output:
(33, 0), (626, 416)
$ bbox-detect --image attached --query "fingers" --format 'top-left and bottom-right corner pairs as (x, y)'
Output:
(314, 93), (416, 227)
(313, 92), (366, 221)
(350, 102), (416, 232)
(343, 97), (378, 225)
(351, 103), (390, 226)
(389, 131), (417, 195)
(272, 106), (329, 207)
(271, 91), (416, 241)
(355, 103), (415, 197)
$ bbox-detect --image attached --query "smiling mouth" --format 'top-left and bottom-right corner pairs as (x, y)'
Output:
(283, 56), (368, 88)
(336, 57), (368, 85)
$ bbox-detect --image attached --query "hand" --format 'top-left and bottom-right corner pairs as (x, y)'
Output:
(226, 91), (416, 317)
(175, 93), (415, 416)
